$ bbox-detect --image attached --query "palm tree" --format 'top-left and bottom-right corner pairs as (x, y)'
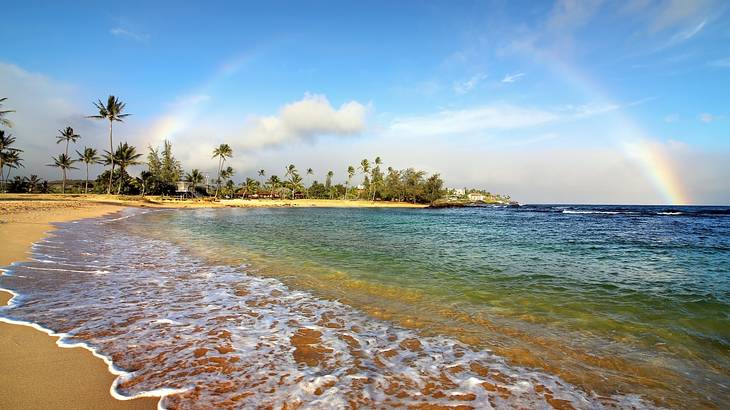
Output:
(56, 127), (80, 157)
(288, 173), (303, 199)
(186, 169), (204, 185)
(371, 156), (382, 201)
(2, 150), (23, 190)
(326, 170), (334, 199)
(305, 167), (314, 198)
(25, 175), (41, 193)
(212, 144), (233, 198)
(0, 97), (14, 128)
(284, 164), (299, 199)
(109, 142), (142, 194)
(76, 147), (100, 194)
(48, 153), (76, 194)
(345, 165), (355, 199)
(0, 130), (22, 191)
(257, 169), (266, 187)
(359, 159), (370, 200)
(244, 177), (258, 196)
(88, 96), (131, 194)
(267, 175), (281, 197)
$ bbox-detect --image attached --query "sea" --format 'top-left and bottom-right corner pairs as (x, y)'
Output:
(1, 204), (728, 409)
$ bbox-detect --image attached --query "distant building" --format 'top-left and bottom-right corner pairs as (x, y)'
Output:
(176, 181), (191, 193)
(453, 188), (465, 196)
(468, 192), (485, 201)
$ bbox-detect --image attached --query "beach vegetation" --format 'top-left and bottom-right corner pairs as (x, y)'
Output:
(48, 153), (77, 194)
(76, 147), (101, 194)
(88, 96), (131, 194)
(212, 144), (233, 198)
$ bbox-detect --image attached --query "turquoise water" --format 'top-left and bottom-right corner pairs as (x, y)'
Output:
(132, 205), (730, 407)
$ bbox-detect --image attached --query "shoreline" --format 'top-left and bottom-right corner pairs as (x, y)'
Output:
(0, 200), (160, 410)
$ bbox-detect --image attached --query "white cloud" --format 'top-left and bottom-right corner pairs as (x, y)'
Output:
(708, 57), (730, 68)
(501, 72), (525, 83)
(110, 27), (149, 42)
(699, 113), (719, 123)
(453, 73), (487, 94)
(650, 0), (713, 32)
(387, 102), (622, 138)
(239, 94), (368, 149)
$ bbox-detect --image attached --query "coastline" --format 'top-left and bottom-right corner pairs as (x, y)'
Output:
(0, 200), (159, 410)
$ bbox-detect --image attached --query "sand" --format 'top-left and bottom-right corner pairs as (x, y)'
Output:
(0, 199), (158, 409)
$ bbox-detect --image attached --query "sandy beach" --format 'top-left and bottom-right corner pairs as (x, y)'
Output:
(0, 194), (423, 409)
(0, 198), (158, 409)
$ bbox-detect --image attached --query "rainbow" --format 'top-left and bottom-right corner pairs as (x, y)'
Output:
(533, 49), (691, 205)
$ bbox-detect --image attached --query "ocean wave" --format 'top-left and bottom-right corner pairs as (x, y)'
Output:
(0, 211), (655, 409)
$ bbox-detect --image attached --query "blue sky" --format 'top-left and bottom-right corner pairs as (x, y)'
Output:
(1, 0), (729, 203)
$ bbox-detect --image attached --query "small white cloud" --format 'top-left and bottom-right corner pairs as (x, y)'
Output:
(664, 114), (679, 123)
(501, 72), (526, 83)
(453, 73), (487, 95)
(699, 113), (719, 123)
(708, 57), (730, 68)
(240, 94), (368, 149)
(110, 27), (149, 42)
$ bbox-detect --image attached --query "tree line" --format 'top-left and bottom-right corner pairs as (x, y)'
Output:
(0, 95), (447, 203)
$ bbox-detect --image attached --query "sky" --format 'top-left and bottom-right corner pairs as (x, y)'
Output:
(1, 0), (729, 204)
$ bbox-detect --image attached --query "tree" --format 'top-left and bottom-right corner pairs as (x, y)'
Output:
(160, 140), (182, 184)
(267, 175), (281, 197)
(305, 167), (314, 198)
(0, 97), (14, 128)
(325, 170), (334, 199)
(0, 130), (23, 192)
(2, 150), (23, 191)
(345, 165), (355, 199)
(285, 164), (299, 199)
(371, 156), (383, 201)
(186, 169), (204, 185)
(48, 153), (77, 194)
(88, 96), (131, 194)
(25, 175), (42, 193)
(108, 142), (142, 194)
(244, 177), (259, 195)
(56, 126), (80, 157)
(257, 169), (265, 187)
(212, 144), (232, 198)
(421, 173), (445, 204)
(76, 147), (100, 194)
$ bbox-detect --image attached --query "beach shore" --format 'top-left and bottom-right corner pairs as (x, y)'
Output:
(0, 199), (158, 410)
(0, 194), (423, 408)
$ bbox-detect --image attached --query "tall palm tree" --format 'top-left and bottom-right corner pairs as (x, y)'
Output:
(2, 150), (23, 190)
(0, 130), (22, 191)
(48, 153), (76, 194)
(285, 164), (299, 199)
(76, 147), (100, 194)
(371, 156), (382, 201)
(359, 159), (370, 200)
(288, 173), (303, 199)
(109, 142), (142, 194)
(305, 167), (314, 198)
(257, 169), (266, 187)
(212, 144), (233, 198)
(267, 175), (281, 197)
(326, 170), (334, 199)
(88, 95), (131, 194)
(345, 165), (355, 199)
(56, 126), (80, 156)
(0, 97), (14, 128)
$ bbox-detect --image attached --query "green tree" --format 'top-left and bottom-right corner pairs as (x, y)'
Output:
(257, 169), (266, 187)
(267, 175), (281, 197)
(0, 130), (22, 191)
(325, 170), (334, 199)
(88, 96), (131, 194)
(56, 126), (80, 157)
(0, 97), (14, 128)
(212, 144), (233, 198)
(345, 165), (355, 199)
(370, 156), (383, 201)
(305, 167), (314, 198)
(107, 142), (142, 194)
(186, 169), (204, 185)
(160, 140), (182, 184)
(48, 153), (77, 194)
(285, 164), (299, 199)
(25, 175), (42, 193)
(76, 147), (100, 193)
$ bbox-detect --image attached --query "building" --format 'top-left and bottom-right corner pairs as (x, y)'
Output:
(468, 192), (486, 201)
(452, 188), (465, 196)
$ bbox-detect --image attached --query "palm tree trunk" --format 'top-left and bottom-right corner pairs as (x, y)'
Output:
(85, 164), (89, 193)
(117, 166), (124, 195)
(107, 120), (114, 194)
(62, 169), (66, 194)
(0, 160), (4, 192)
(214, 157), (222, 199)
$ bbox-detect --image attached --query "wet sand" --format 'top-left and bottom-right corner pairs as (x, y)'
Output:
(0, 199), (158, 409)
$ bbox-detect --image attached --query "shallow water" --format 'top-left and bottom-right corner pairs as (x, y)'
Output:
(1, 205), (728, 408)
